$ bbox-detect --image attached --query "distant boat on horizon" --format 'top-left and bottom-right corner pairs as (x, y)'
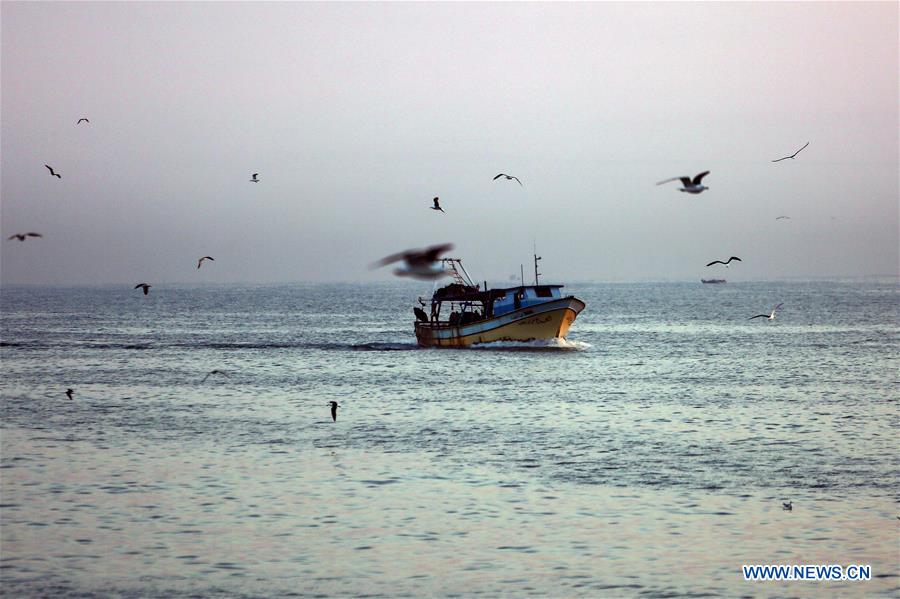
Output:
(701, 278), (726, 284)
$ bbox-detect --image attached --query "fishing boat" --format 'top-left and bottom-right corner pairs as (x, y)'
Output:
(701, 278), (726, 284)
(413, 255), (585, 347)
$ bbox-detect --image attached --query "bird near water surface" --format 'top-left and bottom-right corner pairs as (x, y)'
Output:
(201, 370), (230, 383)
(749, 303), (783, 321)
(783, 500), (793, 511)
(65, 388), (74, 400)
(656, 171), (710, 194)
(329, 401), (339, 422)
(134, 283), (151, 295)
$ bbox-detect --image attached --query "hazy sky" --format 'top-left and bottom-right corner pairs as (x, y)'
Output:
(2, 1), (897, 285)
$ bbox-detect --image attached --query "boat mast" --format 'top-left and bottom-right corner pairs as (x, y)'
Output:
(455, 259), (476, 287)
(533, 242), (542, 285)
(440, 258), (475, 287)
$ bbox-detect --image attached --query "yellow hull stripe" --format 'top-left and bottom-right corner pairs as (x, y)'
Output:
(416, 307), (580, 347)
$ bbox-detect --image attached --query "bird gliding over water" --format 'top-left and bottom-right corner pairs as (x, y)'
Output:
(656, 171), (710, 194)
(706, 256), (741, 267)
(7, 233), (42, 242)
(772, 142), (809, 162)
(493, 173), (522, 186)
(749, 303), (783, 321)
(371, 243), (454, 280)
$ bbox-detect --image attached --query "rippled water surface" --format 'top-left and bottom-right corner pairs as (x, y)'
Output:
(2, 281), (898, 597)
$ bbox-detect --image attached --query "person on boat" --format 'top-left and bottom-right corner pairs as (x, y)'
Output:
(461, 310), (479, 325)
(413, 307), (428, 322)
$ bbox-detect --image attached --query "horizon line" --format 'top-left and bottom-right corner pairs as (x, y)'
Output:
(1, 274), (897, 288)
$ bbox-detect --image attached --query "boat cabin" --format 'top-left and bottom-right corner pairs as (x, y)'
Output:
(417, 283), (566, 326)
(491, 285), (565, 316)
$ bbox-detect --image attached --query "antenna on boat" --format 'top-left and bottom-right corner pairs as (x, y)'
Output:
(520, 264), (524, 287)
(533, 241), (542, 285)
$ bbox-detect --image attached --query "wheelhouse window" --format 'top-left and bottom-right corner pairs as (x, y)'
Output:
(535, 286), (554, 298)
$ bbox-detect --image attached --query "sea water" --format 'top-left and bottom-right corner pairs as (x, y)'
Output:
(1, 281), (897, 597)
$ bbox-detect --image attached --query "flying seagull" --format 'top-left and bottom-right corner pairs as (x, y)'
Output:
(250, 173), (259, 183)
(201, 370), (230, 383)
(65, 388), (74, 400)
(656, 171), (709, 194)
(134, 283), (151, 295)
(749, 303), (783, 321)
(197, 256), (215, 269)
(76, 118), (89, 124)
(431, 197), (444, 213)
(772, 142), (809, 163)
(493, 173), (523, 186)
(370, 243), (455, 280)
(706, 256), (742, 267)
(44, 164), (61, 179)
(776, 216), (792, 220)
(328, 401), (339, 422)
(7, 232), (42, 242)
(782, 500), (793, 511)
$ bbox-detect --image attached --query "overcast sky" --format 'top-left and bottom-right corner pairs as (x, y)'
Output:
(2, 1), (897, 285)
